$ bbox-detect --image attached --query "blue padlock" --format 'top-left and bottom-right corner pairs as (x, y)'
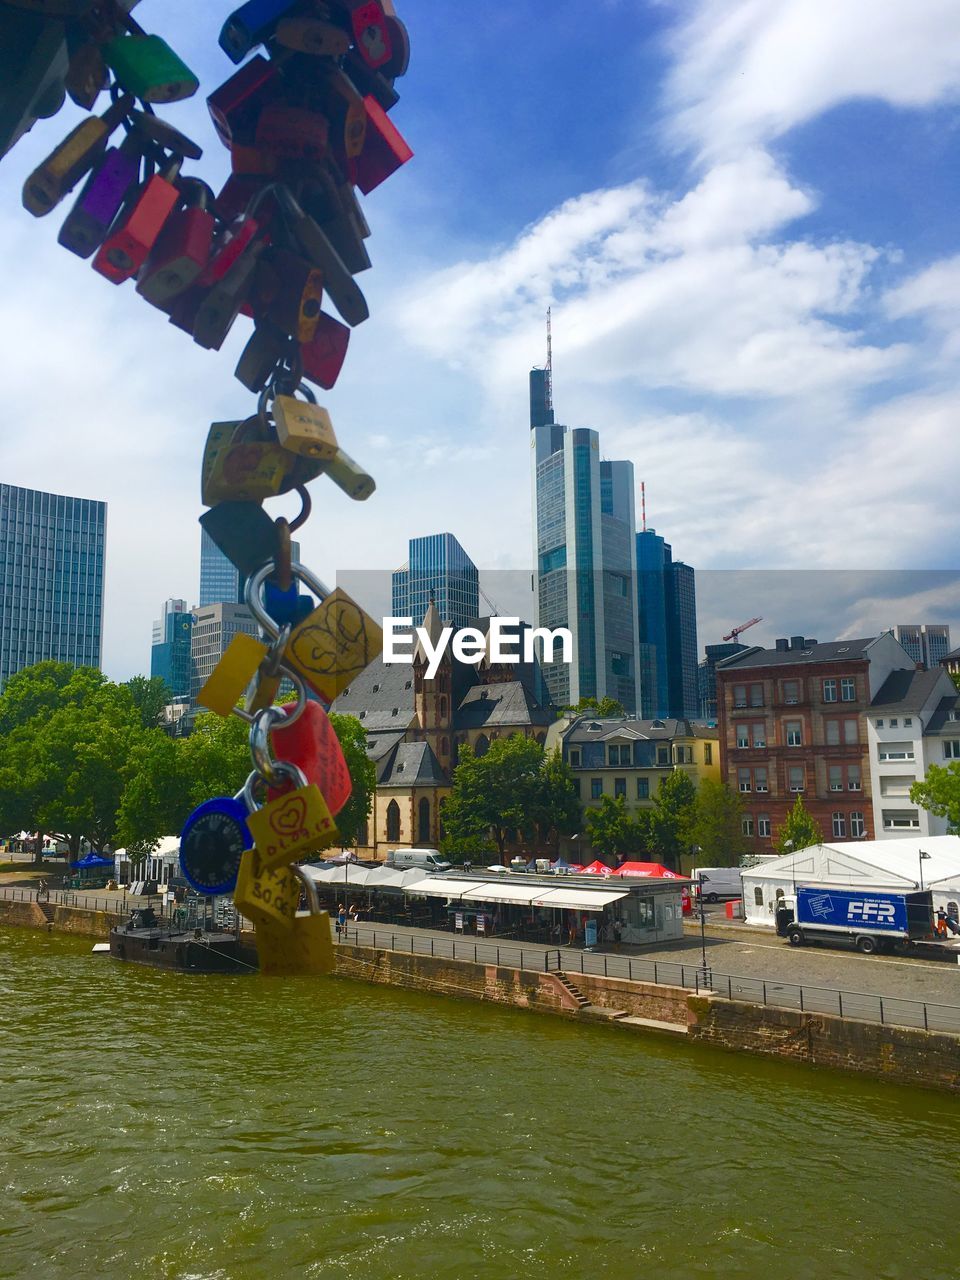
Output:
(265, 579), (315, 628)
(219, 0), (302, 64)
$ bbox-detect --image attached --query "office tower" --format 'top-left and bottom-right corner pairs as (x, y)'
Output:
(190, 602), (260, 704)
(150, 598), (193, 699)
(199, 528), (299, 607)
(636, 529), (699, 719)
(392, 533), (480, 632)
(894, 624), (950, 670)
(0, 483), (106, 689)
(531, 399), (640, 712)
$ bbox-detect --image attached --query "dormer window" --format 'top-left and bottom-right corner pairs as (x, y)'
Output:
(373, 684), (380, 693)
(391, 707), (399, 716)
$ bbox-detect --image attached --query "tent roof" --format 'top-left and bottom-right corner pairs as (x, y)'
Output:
(73, 852), (113, 868)
(612, 861), (686, 879)
(739, 835), (960, 890)
(581, 860), (613, 875)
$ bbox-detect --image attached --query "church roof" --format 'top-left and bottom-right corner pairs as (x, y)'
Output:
(331, 654), (416, 731)
(455, 681), (553, 730)
(378, 740), (448, 788)
(413, 600), (446, 665)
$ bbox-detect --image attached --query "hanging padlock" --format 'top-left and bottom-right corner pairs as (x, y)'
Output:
(354, 93), (412, 195)
(22, 91), (132, 216)
(282, 586), (383, 702)
(301, 173), (371, 276)
(245, 771), (340, 874)
(234, 321), (291, 393)
(179, 777), (258, 896)
(318, 65), (367, 165)
(57, 130), (142, 258)
(380, 14), (410, 79)
(265, 702), (352, 819)
(273, 392), (338, 462)
(199, 209), (262, 286)
(343, 50), (400, 114)
(234, 845), (301, 929)
(214, 175), (265, 226)
(101, 30), (199, 103)
(330, 0), (392, 70)
(199, 500), (282, 579)
(299, 311), (350, 390)
(0, 8), (68, 162)
(273, 15), (350, 58)
(92, 154), (183, 284)
(253, 896), (335, 977)
(218, 0), (301, 64)
(326, 446), (376, 501)
(200, 417), (295, 506)
(64, 37), (108, 110)
(254, 102), (330, 163)
(207, 54), (281, 149)
(191, 235), (263, 349)
(128, 108), (204, 161)
(229, 142), (279, 177)
(244, 621), (291, 715)
(197, 631), (271, 716)
(256, 247), (325, 342)
(275, 186), (369, 327)
(136, 178), (216, 306)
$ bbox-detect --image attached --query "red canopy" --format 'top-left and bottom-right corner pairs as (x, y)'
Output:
(581, 860), (613, 875)
(612, 861), (684, 879)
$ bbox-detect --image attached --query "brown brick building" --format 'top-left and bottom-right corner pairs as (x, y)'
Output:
(717, 633), (916, 850)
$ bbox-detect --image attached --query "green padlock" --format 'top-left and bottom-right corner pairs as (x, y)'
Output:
(102, 32), (199, 104)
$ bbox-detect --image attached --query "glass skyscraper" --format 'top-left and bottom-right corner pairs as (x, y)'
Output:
(392, 533), (479, 631)
(636, 529), (699, 719)
(150, 598), (193, 699)
(199, 529), (299, 607)
(0, 483), (106, 689)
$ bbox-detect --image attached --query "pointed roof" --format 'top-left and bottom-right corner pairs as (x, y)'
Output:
(413, 600), (448, 665)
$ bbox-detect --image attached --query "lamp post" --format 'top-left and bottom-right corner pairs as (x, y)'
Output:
(693, 846), (709, 986)
(919, 848), (931, 893)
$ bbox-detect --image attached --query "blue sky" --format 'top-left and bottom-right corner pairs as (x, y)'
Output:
(2, 0), (960, 677)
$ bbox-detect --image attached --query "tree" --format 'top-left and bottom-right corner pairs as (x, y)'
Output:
(585, 795), (650, 860)
(911, 764), (960, 833)
(125, 675), (172, 728)
(328, 713), (376, 847)
(684, 780), (746, 867)
(531, 748), (581, 854)
(440, 735), (547, 858)
(648, 770), (697, 870)
(775, 795), (823, 855)
(560, 695), (626, 720)
(950, 671), (960, 694)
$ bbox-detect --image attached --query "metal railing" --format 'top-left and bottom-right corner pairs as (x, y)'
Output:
(337, 924), (960, 1036)
(0, 885), (161, 915)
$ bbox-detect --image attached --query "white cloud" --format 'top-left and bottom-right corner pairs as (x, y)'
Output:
(665, 0), (960, 159)
(885, 255), (960, 324)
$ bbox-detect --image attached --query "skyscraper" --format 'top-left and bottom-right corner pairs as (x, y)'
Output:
(190, 602), (260, 704)
(150, 598), (193, 699)
(636, 529), (699, 719)
(392, 533), (479, 632)
(531, 389), (640, 713)
(894, 624), (950, 670)
(0, 483), (105, 689)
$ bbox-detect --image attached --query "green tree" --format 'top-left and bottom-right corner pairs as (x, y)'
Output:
(774, 795), (823, 855)
(949, 671), (960, 694)
(328, 713), (376, 847)
(124, 675), (172, 728)
(531, 747), (581, 854)
(911, 764), (960, 832)
(440, 735), (546, 858)
(648, 770), (697, 870)
(684, 779), (746, 867)
(560, 695), (626, 720)
(585, 795), (649, 860)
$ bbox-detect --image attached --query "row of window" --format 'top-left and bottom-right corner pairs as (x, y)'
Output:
(571, 742), (710, 769)
(579, 777), (652, 800)
(742, 812), (866, 839)
(731, 677), (858, 709)
(737, 763), (861, 794)
(873, 717), (913, 729)
(735, 719), (860, 749)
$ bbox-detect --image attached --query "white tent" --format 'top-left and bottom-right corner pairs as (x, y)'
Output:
(742, 835), (960, 926)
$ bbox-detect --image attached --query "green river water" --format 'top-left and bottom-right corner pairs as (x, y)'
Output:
(2, 926), (959, 1280)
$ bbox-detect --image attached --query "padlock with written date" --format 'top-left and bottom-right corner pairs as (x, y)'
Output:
(234, 846), (301, 930)
(246, 774), (340, 873)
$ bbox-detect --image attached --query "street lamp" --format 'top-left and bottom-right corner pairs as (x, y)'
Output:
(692, 846), (709, 986)
(919, 848), (931, 893)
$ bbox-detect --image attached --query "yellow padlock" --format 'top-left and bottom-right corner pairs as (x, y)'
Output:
(254, 871), (335, 976)
(326, 447), (375, 501)
(197, 632), (269, 717)
(234, 846), (300, 929)
(284, 588), (384, 702)
(246, 782), (339, 872)
(201, 418), (292, 505)
(273, 395), (338, 461)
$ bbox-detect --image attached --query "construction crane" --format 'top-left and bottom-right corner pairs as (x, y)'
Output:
(724, 616), (763, 643)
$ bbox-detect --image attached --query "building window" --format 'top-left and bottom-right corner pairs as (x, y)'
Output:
(840, 678), (856, 702)
(754, 887), (764, 906)
(753, 724), (765, 748)
(591, 778), (603, 799)
(889, 718), (898, 728)
(749, 683), (764, 707)
(783, 680), (800, 704)
(737, 725), (750, 749)
(418, 797), (431, 843)
(571, 779), (580, 798)
(876, 718), (884, 728)
(754, 767), (768, 793)
(636, 777), (649, 800)
(786, 721), (802, 747)
(742, 816), (754, 837)
(738, 768), (751, 793)
(789, 766), (805, 792)
(570, 749), (581, 767)
(883, 810), (920, 830)
(944, 741), (960, 760)
(608, 745), (620, 766)
(829, 765), (843, 792)
(614, 777), (626, 799)
(825, 720), (840, 746)
(823, 679), (837, 703)
(832, 812), (846, 838)
(757, 814), (771, 838)
(847, 764), (861, 791)
(704, 743), (713, 765)
(657, 747), (669, 765)
(733, 684), (747, 708)
(904, 717), (913, 727)
(844, 719), (859, 745)
(851, 811), (865, 837)
(879, 744), (914, 761)
(386, 800), (401, 842)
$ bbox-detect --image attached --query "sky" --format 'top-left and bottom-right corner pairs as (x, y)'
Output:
(2, 0), (960, 679)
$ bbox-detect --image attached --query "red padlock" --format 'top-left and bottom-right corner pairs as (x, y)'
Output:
(355, 93), (412, 195)
(339, 0), (392, 70)
(207, 54), (281, 149)
(92, 158), (182, 284)
(268, 702), (351, 818)
(299, 312), (350, 390)
(136, 178), (216, 306)
(255, 247), (324, 342)
(198, 210), (262, 287)
(254, 102), (330, 162)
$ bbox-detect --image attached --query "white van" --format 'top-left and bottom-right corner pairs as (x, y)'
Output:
(690, 866), (743, 902)
(386, 849), (452, 872)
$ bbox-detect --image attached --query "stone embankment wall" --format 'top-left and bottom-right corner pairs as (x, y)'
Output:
(0, 898), (121, 938)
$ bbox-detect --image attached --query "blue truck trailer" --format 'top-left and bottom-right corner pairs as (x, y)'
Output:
(779, 886), (934, 955)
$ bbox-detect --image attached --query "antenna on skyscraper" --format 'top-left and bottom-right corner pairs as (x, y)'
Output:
(545, 306), (553, 413)
(641, 481), (647, 532)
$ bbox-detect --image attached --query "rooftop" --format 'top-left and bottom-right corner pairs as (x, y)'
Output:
(870, 668), (947, 714)
(718, 638), (876, 670)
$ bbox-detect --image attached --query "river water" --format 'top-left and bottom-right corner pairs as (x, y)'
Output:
(2, 926), (958, 1280)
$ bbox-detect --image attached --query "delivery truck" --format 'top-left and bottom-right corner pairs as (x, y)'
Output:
(777, 886), (933, 955)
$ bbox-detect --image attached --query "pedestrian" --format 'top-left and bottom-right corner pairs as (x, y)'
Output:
(567, 920), (577, 947)
(936, 907), (949, 937)
(614, 918), (623, 945)
(337, 903), (347, 935)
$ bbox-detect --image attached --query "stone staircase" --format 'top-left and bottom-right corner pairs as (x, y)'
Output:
(552, 971), (591, 1010)
(37, 899), (55, 924)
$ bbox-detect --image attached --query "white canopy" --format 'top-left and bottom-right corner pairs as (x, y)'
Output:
(461, 882), (544, 906)
(304, 864), (372, 887)
(403, 878), (489, 899)
(532, 888), (628, 910)
(740, 835), (960, 892)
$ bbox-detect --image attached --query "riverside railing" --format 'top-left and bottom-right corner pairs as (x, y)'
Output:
(0, 885), (161, 915)
(337, 923), (960, 1036)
